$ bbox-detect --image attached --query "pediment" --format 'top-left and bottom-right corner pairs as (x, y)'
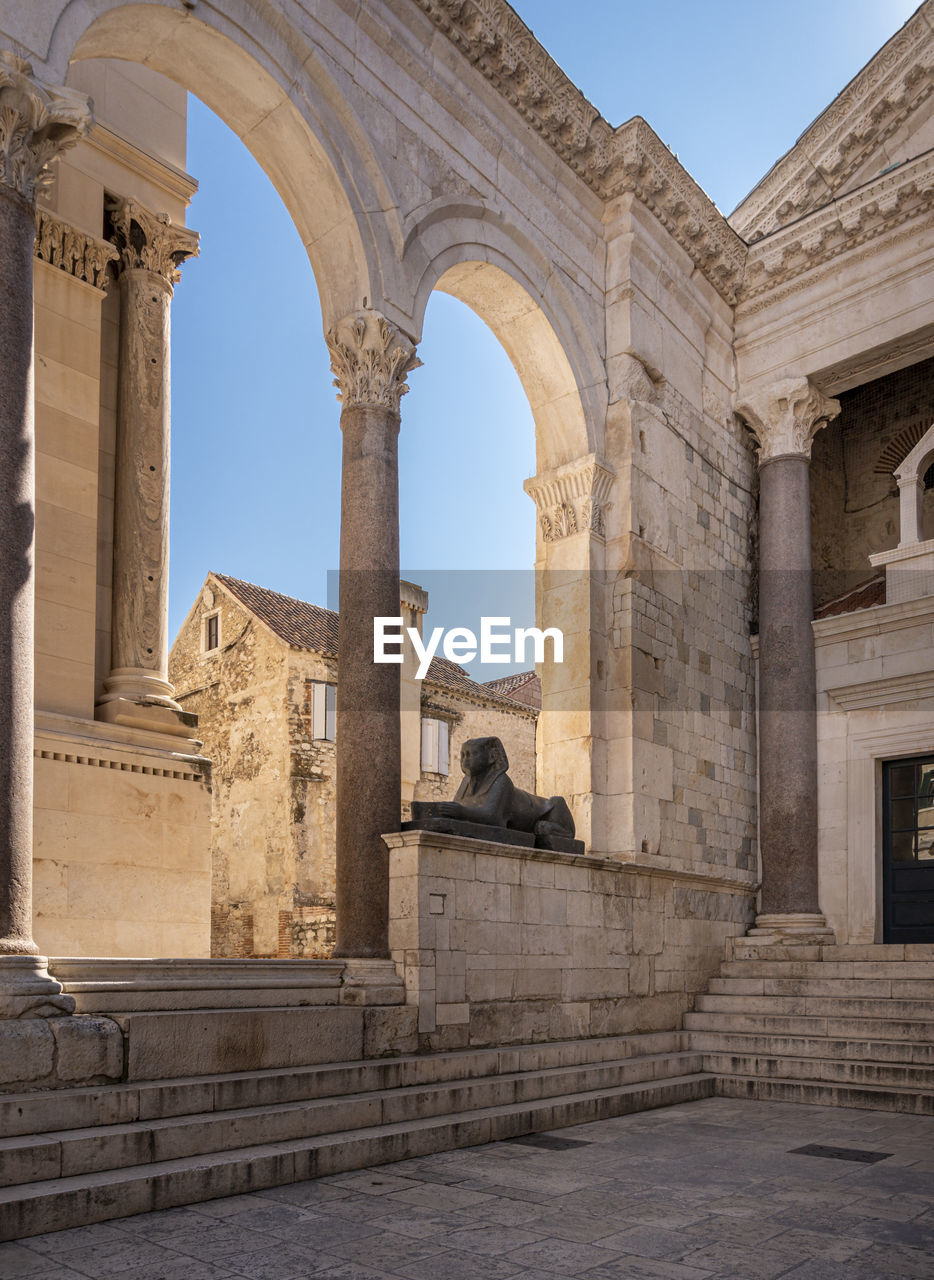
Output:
(731, 2), (934, 243)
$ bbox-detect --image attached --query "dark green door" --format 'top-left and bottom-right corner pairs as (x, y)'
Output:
(883, 756), (934, 943)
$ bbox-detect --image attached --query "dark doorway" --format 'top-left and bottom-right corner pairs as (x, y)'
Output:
(883, 755), (934, 943)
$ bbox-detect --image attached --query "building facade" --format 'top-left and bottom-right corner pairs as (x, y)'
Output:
(169, 573), (538, 958)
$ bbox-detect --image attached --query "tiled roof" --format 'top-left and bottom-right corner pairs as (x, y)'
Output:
(215, 574), (339, 655)
(482, 670), (542, 709)
(212, 574), (537, 712)
(814, 574), (886, 619)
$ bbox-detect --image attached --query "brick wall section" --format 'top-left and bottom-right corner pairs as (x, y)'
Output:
(811, 355), (934, 607)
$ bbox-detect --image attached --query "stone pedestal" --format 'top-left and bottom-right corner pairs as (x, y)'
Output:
(735, 379), (839, 941)
(327, 311), (419, 959)
(0, 51), (88, 1011)
(97, 198), (198, 737)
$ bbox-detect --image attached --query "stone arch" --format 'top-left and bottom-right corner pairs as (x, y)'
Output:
(51, 0), (404, 327)
(407, 220), (605, 473)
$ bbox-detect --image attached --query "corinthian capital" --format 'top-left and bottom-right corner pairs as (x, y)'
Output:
(0, 50), (91, 204)
(107, 197), (199, 283)
(734, 377), (840, 464)
(327, 310), (420, 413)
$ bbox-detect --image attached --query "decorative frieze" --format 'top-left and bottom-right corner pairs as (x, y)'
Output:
(734, 378), (840, 465)
(733, 7), (934, 241)
(327, 310), (421, 413)
(0, 50), (90, 204)
(106, 196), (199, 283)
(415, 1), (745, 302)
(739, 150), (934, 308)
(34, 209), (118, 290)
(524, 454), (614, 541)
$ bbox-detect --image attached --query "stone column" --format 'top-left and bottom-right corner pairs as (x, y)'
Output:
(327, 311), (419, 963)
(0, 51), (88, 1013)
(97, 198), (199, 737)
(735, 378), (840, 940)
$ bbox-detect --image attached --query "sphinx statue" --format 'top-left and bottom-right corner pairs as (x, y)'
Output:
(406, 736), (584, 854)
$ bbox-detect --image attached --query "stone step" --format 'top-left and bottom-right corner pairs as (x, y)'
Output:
(729, 943), (934, 963)
(687, 1028), (934, 1066)
(708, 976), (934, 998)
(0, 1030), (685, 1139)
(0, 1050), (703, 1190)
(0, 1072), (715, 1241)
(695, 992), (934, 1020)
(701, 1050), (934, 1090)
(721, 959), (934, 980)
(717, 1073), (934, 1115)
(684, 1009), (934, 1041)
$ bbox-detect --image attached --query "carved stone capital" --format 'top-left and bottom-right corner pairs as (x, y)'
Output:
(524, 454), (614, 542)
(35, 209), (118, 291)
(0, 50), (91, 205)
(734, 378), (840, 465)
(107, 196), (199, 283)
(327, 310), (421, 413)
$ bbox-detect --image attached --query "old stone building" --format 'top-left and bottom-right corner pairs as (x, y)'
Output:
(170, 572), (538, 958)
(2, 0), (934, 1240)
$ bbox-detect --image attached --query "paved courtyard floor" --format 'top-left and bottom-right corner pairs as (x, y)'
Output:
(3, 1098), (934, 1279)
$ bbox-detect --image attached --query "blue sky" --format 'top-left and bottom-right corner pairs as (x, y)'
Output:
(169, 0), (919, 661)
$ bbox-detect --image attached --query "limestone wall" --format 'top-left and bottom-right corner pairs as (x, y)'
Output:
(33, 718), (211, 957)
(814, 596), (934, 943)
(387, 829), (753, 1051)
(600, 201), (759, 876)
(171, 589), (292, 958)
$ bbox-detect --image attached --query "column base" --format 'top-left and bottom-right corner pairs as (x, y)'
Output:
(746, 912), (835, 945)
(0, 956), (76, 1018)
(338, 958), (405, 1006)
(97, 669), (198, 738)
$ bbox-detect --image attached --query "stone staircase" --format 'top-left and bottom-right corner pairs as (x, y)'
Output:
(686, 941), (934, 1114)
(0, 1030), (712, 1241)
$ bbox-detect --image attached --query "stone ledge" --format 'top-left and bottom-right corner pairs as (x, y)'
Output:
(386, 829), (758, 892)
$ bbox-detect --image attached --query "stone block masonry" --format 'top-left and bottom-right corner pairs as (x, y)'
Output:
(387, 829), (755, 1051)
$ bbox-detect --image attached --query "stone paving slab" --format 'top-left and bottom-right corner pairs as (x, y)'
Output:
(3, 1098), (934, 1278)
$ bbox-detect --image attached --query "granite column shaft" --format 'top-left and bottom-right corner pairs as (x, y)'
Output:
(0, 51), (87, 1011)
(736, 378), (840, 937)
(328, 311), (419, 959)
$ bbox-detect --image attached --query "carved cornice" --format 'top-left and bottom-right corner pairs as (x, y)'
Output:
(35, 209), (118, 291)
(739, 149), (934, 309)
(415, 1), (746, 302)
(327, 310), (421, 413)
(732, 3), (934, 241)
(106, 196), (199, 283)
(734, 379), (840, 464)
(524, 454), (614, 541)
(609, 119), (746, 303)
(0, 50), (90, 205)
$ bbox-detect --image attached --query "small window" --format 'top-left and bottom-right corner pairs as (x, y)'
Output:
(203, 612), (220, 652)
(311, 681), (336, 741)
(421, 717), (449, 775)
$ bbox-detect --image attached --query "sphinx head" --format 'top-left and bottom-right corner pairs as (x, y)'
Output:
(460, 736), (509, 778)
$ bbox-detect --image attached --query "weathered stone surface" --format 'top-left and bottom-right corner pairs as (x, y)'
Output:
(0, 1019), (55, 1084)
(49, 1014), (123, 1080)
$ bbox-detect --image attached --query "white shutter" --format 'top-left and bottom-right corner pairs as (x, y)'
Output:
(312, 683), (327, 740)
(438, 720), (449, 776)
(325, 682), (336, 741)
(421, 718), (438, 772)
